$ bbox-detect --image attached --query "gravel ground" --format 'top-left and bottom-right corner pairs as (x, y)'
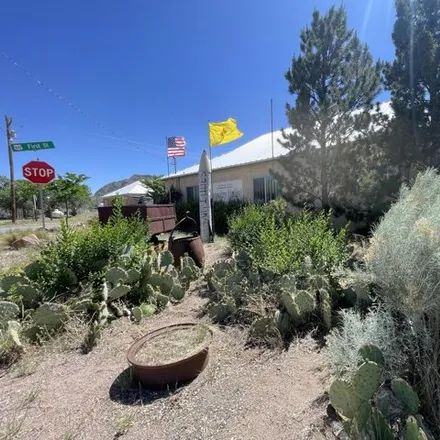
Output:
(0, 292), (334, 440)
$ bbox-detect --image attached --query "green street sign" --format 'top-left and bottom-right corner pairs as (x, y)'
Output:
(11, 141), (55, 152)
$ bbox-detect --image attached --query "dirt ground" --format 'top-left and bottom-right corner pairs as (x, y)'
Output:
(0, 238), (336, 440)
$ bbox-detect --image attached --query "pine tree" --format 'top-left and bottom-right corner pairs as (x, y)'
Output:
(274, 6), (382, 210)
(385, 0), (440, 183)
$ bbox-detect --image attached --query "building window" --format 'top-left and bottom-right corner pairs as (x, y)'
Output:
(253, 176), (278, 204)
(186, 186), (199, 202)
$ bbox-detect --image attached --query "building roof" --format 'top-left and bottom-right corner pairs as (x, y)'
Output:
(102, 180), (152, 199)
(164, 101), (393, 179)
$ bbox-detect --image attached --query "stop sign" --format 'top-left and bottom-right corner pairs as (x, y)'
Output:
(22, 161), (56, 184)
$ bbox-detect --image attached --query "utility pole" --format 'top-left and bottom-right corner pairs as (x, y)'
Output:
(5, 116), (16, 223)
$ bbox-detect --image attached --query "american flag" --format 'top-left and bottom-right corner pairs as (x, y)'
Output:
(167, 136), (186, 157)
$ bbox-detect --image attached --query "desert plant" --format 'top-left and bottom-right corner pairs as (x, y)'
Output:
(363, 169), (440, 428)
(326, 307), (409, 380)
(228, 201), (349, 276)
(329, 344), (431, 439)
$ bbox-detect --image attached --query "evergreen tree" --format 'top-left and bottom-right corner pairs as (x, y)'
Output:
(274, 6), (382, 210)
(385, 0), (440, 183)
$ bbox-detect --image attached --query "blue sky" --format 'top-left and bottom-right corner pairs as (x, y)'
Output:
(0, 0), (395, 193)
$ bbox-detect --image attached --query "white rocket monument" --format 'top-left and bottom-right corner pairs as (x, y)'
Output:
(198, 150), (212, 242)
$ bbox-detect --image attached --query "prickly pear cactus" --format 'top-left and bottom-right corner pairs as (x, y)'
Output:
(15, 284), (42, 308)
(280, 274), (296, 291)
(107, 285), (131, 302)
(132, 307), (143, 323)
(281, 290), (299, 319)
(159, 274), (174, 295)
(155, 292), (170, 309)
(140, 303), (156, 317)
(249, 316), (279, 341)
(352, 361), (382, 401)
(106, 267), (128, 286)
(170, 284), (185, 301)
(212, 261), (233, 278)
(391, 378), (420, 415)
(1, 275), (28, 293)
(358, 344), (385, 368)
(209, 297), (236, 322)
(235, 249), (251, 269)
(275, 310), (292, 335)
(294, 290), (316, 314)
(140, 283), (155, 302)
(329, 379), (359, 419)
(24, 262), (45, 281)
(0, 301), (20, 325)
(160, 250), (174, 267)
(318, 288), (332, 331)
(126, 269), (141, 284)
(405, 416), (429, 440)
(7, 320), (22, 347)
(149, 273), (164, 288)
(33, 303), (69, 329)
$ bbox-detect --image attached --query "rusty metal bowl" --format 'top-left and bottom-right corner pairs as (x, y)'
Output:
(126, 323), (213, 390)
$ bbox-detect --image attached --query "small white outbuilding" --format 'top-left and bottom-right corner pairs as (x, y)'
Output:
(101, 181), (153, 206)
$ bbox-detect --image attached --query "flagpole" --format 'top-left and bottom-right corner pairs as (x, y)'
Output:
(166, 137), (171, 203)
(173, 157), (177, 174)
(208, 121), (215, 242)
(270, 98), (274, 160)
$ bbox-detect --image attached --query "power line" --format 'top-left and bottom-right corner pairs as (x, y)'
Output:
(0, 51), (200, 164)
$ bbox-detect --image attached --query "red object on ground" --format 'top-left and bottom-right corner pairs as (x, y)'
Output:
(22, 160), (56, 184)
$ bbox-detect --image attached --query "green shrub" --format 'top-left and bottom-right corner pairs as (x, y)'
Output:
(364, 168), (440, 429)
(37, 204), (149, 294)
(228, 200), (349, 276)
(175, 199), (247, 235)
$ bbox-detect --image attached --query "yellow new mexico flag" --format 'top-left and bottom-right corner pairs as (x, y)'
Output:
(209, 118), (243, 147)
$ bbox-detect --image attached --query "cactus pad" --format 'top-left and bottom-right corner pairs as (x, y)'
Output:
(15, 284), (42, 308)
(170, 284), (185, 301)
(353, 361), (382, 401)
(33, 303), (69, 328)
(106, 267), (128, 286)
(281, 291), (300, 320)
(7, 320), (22, 347)
(329, 379), (359, 419)
(24, 262), (45, 281)
(140, 303), (156, 317)
(391, 378), (420, 415)
(132, 307), (142, 323)
(160, 251), (174, 267)
(295, 289), (316, 314)
(358, 344), (385, 367)
(159, 274), (174, 295)
(275, 310), (292, 335)
(1, 275), (27, 293)
(155, 292), (170, 308)
(108, 285), (131, 301)
(140, 283), (155, 301)
(0, 301), (20, 324)
(249, 316), (279, 340)
(210, 298), (236, 322)
(212, 262), (233, 278)
(149, 273), (163, 288)
(126, 269), (141, 284)
(405, 415), (429, 440)
(280, 274), (296, 291)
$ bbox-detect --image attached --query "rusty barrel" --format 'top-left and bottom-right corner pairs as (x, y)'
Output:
(168, 214), (205, 268)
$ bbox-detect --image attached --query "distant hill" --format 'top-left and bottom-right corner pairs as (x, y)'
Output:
(94, 174), (153, 199)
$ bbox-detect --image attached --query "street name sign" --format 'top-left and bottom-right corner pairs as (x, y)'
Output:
(11, 141), (55, 152)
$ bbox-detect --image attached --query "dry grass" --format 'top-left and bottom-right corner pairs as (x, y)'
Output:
(134, 324), (211, 365)
(0, 229), (48, 248)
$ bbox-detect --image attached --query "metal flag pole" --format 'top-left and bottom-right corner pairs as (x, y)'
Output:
(173, 156), (177, 174)
(208, 121), (215, 242)
(271, 98), (274, 160)
(166, 136), (171, 203)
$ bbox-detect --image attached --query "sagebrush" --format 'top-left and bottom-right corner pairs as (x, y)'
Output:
(364, 168), (440, 430)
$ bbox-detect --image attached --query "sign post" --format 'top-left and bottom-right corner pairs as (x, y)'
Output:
(22, 160), (56, 228)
